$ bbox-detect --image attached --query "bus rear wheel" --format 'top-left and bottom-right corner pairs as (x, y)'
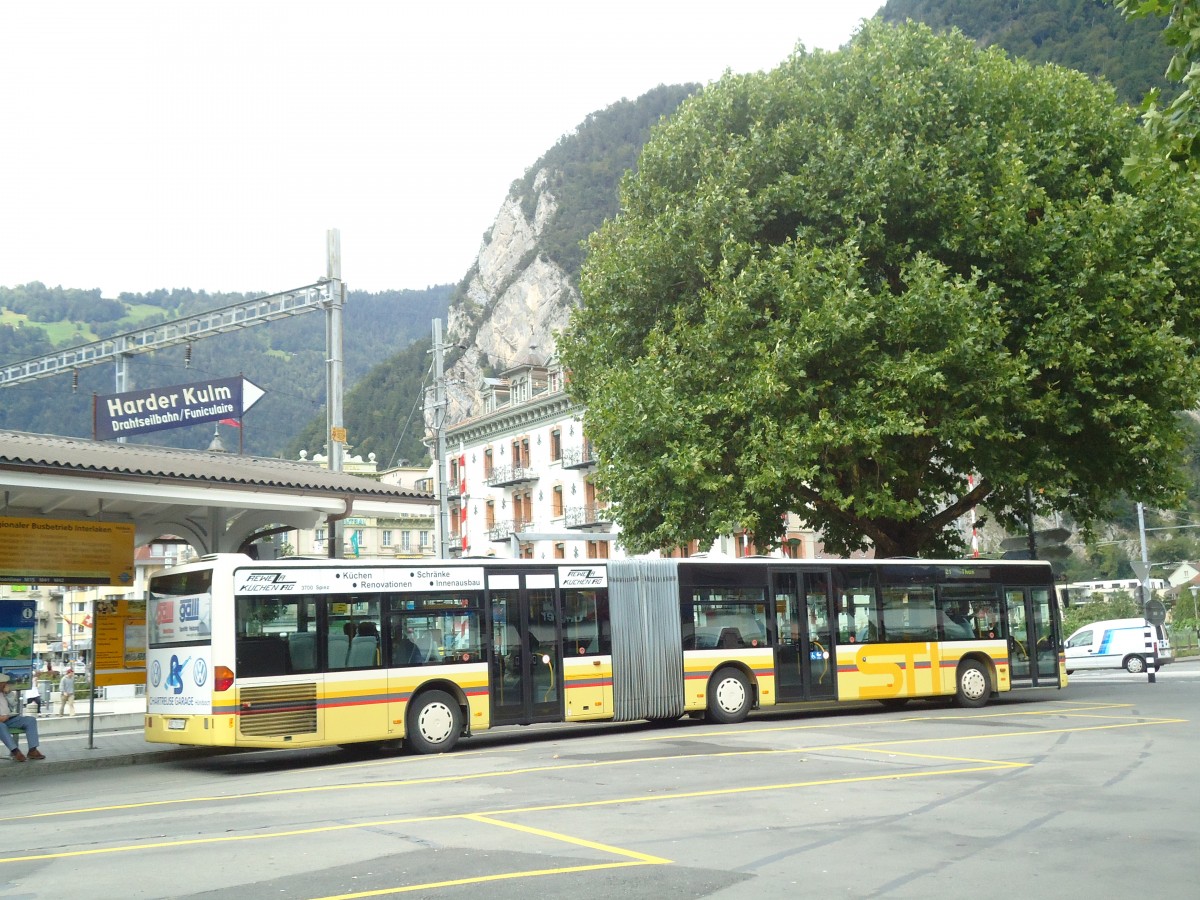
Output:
(707, 667), (751, 724)
(406, 690), (462, 754)
(955, 660), (991, 709)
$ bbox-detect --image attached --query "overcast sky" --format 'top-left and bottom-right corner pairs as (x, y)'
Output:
(1, 1), (882, 299)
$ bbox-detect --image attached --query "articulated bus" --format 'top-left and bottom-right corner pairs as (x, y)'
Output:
(145, 555), (1065, 754)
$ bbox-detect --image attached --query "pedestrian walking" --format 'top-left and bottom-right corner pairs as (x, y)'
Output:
(58, 668), (76, 716)
(26, 669), (43, 714)
(0, 674), (46, 761)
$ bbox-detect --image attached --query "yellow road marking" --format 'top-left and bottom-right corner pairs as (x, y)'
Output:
(307, 861), (651, 899)
(0, 763), (1010, 865)
(0, 707), (1184, 899)
(480, 764), (1020, 819)
(851, 747), (1027, 768)
(1, 712), (1181, 824)
(640, 702), (1143, 741)
(304, 814), (673, 900)
(464, 814), (672, 865)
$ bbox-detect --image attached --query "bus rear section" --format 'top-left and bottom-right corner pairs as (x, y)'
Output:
(145, 560), (226, 745)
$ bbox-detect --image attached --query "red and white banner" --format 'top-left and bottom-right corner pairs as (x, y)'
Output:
(459, 449), (468, 552)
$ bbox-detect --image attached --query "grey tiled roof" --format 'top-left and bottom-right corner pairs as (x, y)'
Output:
(0, 429), (428, 499)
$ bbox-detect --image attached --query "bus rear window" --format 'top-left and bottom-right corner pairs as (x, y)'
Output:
(149, 568), (213, 647)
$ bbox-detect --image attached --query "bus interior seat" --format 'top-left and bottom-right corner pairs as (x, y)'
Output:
(327, 633), (350, 669)
(289, 632), (316, 671)
(348, 634), (379, 667)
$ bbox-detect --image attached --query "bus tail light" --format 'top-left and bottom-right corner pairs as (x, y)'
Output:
(214, 666), (235, 693)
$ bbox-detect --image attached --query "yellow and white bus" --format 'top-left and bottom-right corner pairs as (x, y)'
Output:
(145, 555), (1065, 753)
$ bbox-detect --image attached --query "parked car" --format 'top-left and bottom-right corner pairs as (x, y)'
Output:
(1064, 618), (1174, 674)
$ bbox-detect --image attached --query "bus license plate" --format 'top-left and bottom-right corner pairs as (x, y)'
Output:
(167, 718), (187, 731)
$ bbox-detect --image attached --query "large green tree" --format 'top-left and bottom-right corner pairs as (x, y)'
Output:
(1113, 1), (1200, 176)
(559, 20), (1200, 558)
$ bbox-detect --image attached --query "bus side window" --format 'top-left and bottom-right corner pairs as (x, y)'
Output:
(565, 589), (610, 656)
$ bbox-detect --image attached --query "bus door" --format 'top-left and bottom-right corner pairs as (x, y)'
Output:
(489, 570), (564, 726)
(1006, 586), (1059, 686)
(771, 569), (837, 703)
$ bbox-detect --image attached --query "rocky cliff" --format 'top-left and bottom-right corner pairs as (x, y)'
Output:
(444, 169), (578, 424)
(435, 84), (699, 426)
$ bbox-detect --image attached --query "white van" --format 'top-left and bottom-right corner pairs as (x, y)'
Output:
(1064, 618), (1174, 674)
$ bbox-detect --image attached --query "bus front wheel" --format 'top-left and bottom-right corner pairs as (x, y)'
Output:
(707, 667), (751, 724)
(406, 690), (462, 754)
(954, 660), (991, 709)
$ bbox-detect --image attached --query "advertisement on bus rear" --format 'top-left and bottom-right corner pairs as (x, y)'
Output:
(147, 646), (213, 715)
(148, 591), (212, 645)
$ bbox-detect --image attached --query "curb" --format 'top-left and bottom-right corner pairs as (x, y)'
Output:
(27, 712), (145, 737)
(0, 746), (232, 778)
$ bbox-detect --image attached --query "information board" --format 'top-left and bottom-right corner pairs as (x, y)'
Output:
(93, 597), (147, 687)
(0, 517), (135, 586)
(0, 600), (36, 685)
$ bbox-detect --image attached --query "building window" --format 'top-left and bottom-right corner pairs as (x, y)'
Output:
(733, 531), (756, 558)
(484, 447), (494, 479)
(586, 540), (610, 559)
(554, 542), (565, 559)
(381, 530), (393, 547)
(552, 485), (564, 517)
(486, 501), (496, 529)
(401, 531), (412, 551)
(512, 491), (532, 528)
(419, 531), (430, 549)
(550, 429), (562, 462)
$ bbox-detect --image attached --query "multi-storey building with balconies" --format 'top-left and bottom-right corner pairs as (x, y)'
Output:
(444, 363), (617, 560)
(442, 362), (823, 561)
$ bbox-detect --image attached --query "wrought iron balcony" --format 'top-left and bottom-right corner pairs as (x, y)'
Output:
(561, 443), (596, 470)
(487, 518), (534, 541)
(485, 464), (539, 487)
(564, 505), (613, 531)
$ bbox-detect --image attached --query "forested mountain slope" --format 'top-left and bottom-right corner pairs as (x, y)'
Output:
(879, 0), (1174, 105)
(0, 283), (450, 459)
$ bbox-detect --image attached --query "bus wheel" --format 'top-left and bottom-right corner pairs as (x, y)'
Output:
(955, 660), (991, 709)
(1124, 655), (1146, 674)
(406, 690), (462, 754)
(707, 667), (751, 724)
